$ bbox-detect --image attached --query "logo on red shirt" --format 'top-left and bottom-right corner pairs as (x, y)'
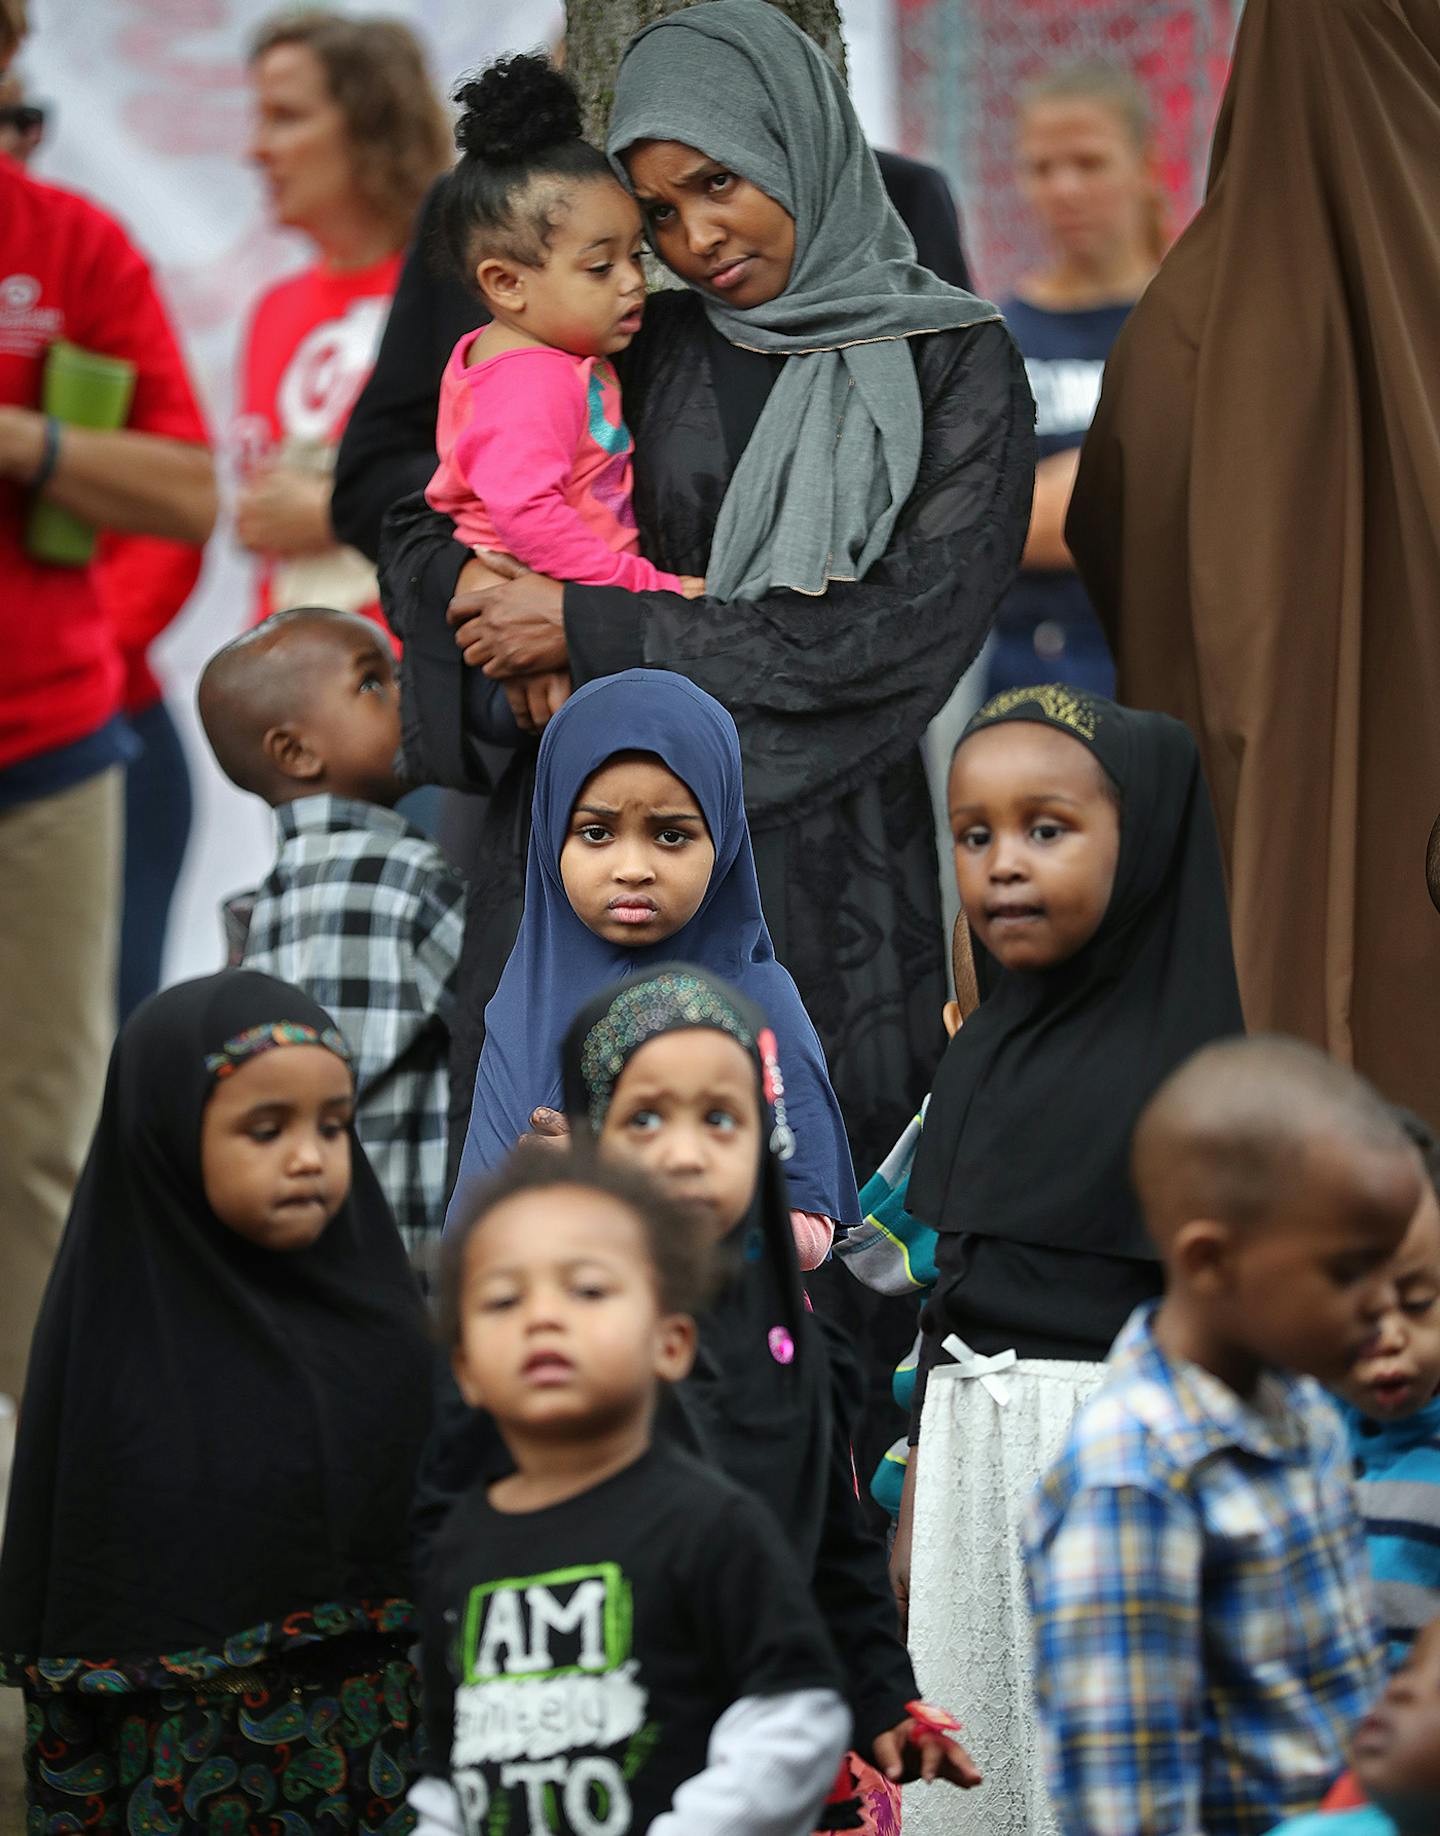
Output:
(275, 296), (388, 445)
(0, 272), (62, 355)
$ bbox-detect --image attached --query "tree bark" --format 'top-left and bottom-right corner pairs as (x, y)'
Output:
(565, 0), (846, 147)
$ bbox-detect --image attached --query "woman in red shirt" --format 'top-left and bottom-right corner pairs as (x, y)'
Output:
(236, 11), (448, 634)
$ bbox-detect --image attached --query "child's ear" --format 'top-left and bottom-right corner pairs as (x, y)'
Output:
(475, 257), (527, 314)
(1170, 1217), (1236, 1297)
(942, 999), (963, 1040)
(451, 1344), (488, 1411)
(654, 1313), (697, 1384)
(263, 723), (323, 786)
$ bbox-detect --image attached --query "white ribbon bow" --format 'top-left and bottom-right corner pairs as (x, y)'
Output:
(942, 1333), (1018, 1407)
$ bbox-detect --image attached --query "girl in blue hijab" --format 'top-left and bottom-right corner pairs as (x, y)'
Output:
(449, 670), (858, 1247)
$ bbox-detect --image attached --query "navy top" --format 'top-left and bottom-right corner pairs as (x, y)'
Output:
(0, 715), (136, 812)
(995, 295), (1132, 643)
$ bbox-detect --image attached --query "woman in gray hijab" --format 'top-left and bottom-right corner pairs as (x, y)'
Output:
(606, 0), (1004, 602)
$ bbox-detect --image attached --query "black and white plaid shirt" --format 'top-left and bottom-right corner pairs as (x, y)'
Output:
(225, 795), (465, 1283)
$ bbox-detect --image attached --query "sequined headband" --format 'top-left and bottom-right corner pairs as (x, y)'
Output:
(580, 973), (797, 1162)
(204, 1020), (352, 1081)
(971, 683), (1104, 742)
(581, 974), (751, 1130)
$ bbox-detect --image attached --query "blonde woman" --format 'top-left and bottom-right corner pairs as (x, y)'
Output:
(236, 9), (449, 635)
(986, 61), (1164, 698)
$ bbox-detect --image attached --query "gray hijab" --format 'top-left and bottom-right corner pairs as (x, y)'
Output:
(607, 0), (1001, 602)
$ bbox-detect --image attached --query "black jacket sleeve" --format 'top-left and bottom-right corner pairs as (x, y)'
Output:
(378, 488), (539, 788)
(566, 320), (1034, 825)
(332, 176), (486, 563)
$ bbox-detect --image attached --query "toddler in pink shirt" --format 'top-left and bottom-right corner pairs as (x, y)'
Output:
(428, 55), (702, 736)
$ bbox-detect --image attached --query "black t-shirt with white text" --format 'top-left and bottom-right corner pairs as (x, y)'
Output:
(422, 1443), (842, 1835)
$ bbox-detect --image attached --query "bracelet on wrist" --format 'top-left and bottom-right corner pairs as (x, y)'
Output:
(29, 414), (61, 492)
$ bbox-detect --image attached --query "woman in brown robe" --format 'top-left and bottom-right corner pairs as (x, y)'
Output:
(1066, 0), (1440, 1119)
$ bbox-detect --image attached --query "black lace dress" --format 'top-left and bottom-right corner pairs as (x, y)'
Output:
(380, 291), (1033, 1176)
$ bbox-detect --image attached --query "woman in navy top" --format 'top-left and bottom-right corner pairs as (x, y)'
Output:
(988, 62), (1166, 700)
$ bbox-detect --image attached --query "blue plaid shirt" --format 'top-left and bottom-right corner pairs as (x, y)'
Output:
(1023, 1304), (1382, 1836)
(226, 795), (465, 1284)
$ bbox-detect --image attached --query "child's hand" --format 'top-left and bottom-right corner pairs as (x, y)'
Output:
(871, 1715), (981, 1789)
(502, 671), (571, 734)
(519, 1108), (571, 1152)
(678, 575), (706, 599)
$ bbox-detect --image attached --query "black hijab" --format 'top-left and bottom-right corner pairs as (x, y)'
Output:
(562, 965), (833, 1569)
(908, 687), (1244, 1260)
(0, 972), (433, 1668)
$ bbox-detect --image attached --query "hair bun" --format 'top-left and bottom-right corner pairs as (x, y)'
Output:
(453, 54), (583, 164)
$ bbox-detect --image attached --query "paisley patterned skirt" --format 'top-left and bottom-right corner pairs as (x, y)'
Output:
(815, 1752), (903, 1834)
(21, 1637), (422, 1834)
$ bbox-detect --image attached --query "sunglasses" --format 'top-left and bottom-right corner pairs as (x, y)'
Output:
(0, 104), (46, 137)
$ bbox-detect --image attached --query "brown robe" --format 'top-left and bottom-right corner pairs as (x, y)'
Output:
(1067, 0), (1440, 1118)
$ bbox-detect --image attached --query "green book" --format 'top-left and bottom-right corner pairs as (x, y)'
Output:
(25, 340), (137, 566)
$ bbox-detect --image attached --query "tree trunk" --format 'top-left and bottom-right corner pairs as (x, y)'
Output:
(565, 0), (846, 147)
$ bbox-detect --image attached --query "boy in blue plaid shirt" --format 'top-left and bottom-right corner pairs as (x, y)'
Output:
(200, 608), (464, 1288)
(1024, 1036), (1423, 1836)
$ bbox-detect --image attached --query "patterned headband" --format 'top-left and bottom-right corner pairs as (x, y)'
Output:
(204, 1020), (352, 1081)
(581, 973), (751, 1128)
(970, 683), (1104, 742)
(580, 973), (796, 1162)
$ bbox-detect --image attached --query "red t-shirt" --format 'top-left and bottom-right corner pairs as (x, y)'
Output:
(0, 154), (209, 771)
(94, 533), (204, 715)
(235, 252), (400, 630)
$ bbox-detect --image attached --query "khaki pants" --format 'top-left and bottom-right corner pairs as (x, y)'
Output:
(0, 768), (121, 1401)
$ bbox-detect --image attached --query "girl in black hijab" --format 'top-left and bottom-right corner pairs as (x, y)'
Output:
(562, 965), (981, 1834)
(0, 971), (433, 1833)
(894, 686), (1243, 1836)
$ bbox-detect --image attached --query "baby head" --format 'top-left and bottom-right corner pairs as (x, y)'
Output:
(948, 690), (1122, 974)
(1133, 1035), (1421, 1391)
(1333, 1111), (1440, 1423)
(198, 607), (405, 809)
(442, 1150), (714, 1446)
(441, 54), (645, 357)
(560, 749), (716, 947)
(1352, 1616), (1440, 1834)
(201, 1009), (355, 1254)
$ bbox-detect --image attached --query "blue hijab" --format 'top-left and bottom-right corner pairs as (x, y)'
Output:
(449, 671), (857, 1224)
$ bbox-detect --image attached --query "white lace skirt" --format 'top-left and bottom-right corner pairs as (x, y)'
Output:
(902, 1357), (1105, 1836)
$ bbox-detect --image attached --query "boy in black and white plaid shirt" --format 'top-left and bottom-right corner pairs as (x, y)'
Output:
(199, 606), (465, 1289)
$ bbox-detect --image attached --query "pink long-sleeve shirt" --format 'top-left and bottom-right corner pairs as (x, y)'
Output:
(425, 336), (688, 594)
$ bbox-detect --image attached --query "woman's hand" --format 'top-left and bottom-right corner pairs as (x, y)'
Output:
(234, 466), (333, 556)
(871, 1717), (982, 1789)
(447, 548), (568, 676)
